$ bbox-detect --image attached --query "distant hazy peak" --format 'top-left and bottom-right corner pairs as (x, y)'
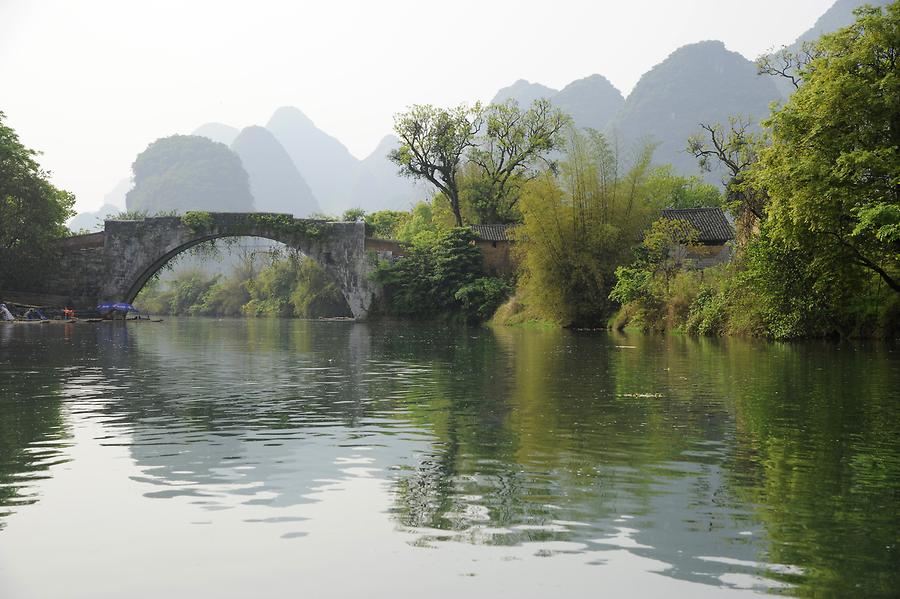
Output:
(192, 122), (240, 146)
(491, 79), (559, 106)
(364, 135), (400, 160)
(266, 106), (315, 128)
(662, 39), (730, 60)
(557, 73), (623, 98)
(794, 0), (892, 45)
(231, 124), (275, 143)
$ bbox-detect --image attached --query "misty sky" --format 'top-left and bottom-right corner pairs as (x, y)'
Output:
(1, 0), (833, 213)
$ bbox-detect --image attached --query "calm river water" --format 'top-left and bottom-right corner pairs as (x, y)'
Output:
(0, 319), (898, 597)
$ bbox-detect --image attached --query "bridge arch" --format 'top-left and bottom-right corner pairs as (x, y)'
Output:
(64, 213), (383, 319)
(101, 214), (377, 318)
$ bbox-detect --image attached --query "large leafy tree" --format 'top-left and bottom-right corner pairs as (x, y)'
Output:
(390, 99), (568, 226)
(467, 99), (569, 223)
(389, 104), (483, 227)
(0, 112), (75, 288)
(751, 4), (900, 293)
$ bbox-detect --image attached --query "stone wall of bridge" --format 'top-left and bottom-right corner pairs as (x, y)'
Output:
(16, 213), (382, 319)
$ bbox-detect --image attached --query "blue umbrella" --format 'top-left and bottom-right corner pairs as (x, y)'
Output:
(97, 302), (139, 314)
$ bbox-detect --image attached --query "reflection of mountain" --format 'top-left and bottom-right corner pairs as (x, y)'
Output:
(230, 126), (320, 216)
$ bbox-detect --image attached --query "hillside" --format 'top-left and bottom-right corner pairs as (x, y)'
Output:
(125, 135), (254, 213)
(230, 126), (320, 217)
(490, 79), (558, 107)
(266, 107), (359, 214)
(553, 74), (625, 132)
(490, 75), (624, 132)
(612, 40), (781, 182)
(193, 122), (240, 146)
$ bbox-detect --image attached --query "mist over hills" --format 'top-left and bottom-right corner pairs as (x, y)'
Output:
(350, 135), (423, 212)
(230, 126), (320, 216)
(70, 0), (878, 229)
(266, 106), (361, 214)
(491, 75), (625, 133)
(554, 75), (625, 132)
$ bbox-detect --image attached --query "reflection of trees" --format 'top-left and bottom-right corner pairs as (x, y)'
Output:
(0, 324), (72, 527)
(722, 340), (900, 597)
(4, 318), (898, 596)
(388, 328), (900, 594)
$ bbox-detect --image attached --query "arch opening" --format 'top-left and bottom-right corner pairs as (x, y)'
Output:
(130, 234), (353, 319)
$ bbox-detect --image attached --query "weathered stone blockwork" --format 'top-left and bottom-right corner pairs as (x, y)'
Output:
(30, 213), (381, 319)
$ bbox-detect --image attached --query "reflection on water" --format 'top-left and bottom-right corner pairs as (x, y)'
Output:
(0, 319), (898, 597)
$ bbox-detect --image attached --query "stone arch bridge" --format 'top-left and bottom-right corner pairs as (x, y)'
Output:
(27, 213), (395, 319)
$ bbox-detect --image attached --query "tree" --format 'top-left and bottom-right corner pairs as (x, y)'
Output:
(756, 41), (820, 90)
(687, 116), (768, 224)
(751, 4), (900, 293)
(645, 165), (722, 209)
(515, 130), (660, 325)
(0, 111), (75, 288)
(374, 227), (487, 317)
(467, 99), (569, 223)
(389, 104), (483, 227)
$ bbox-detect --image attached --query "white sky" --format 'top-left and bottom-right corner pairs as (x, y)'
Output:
(0, 0), (833, 213)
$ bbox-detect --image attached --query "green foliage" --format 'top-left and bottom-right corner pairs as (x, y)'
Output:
(126, 134), (253, 214)
(645, 165), (722, 209)
(390, 104), (483, 227)
(394, 202), (445, 242)
(375, 228), (500, 319)
(289, 258), (348, 318)
(0, 112), (76, 289)
(683, 287), (728, 336)
(341, 208), (366, 223)
(454, 277), (512, 321)
(364, 210), (410, 239)
(247, 213), (333, 239)
(751, 3), (900, 294)
(514, 129), (661, 326)
(182, 211), (213, 232)
(390, 99), (568, 227)
(608, 266), (654, 305)
(467, 99), (569, 223)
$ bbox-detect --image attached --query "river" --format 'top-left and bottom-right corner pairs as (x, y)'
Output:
(0, 319), (897, 597)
